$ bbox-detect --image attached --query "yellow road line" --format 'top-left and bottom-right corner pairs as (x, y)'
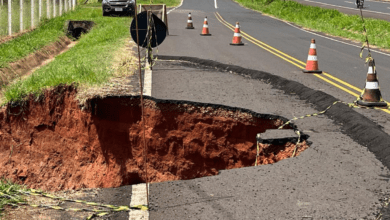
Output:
(214, 12), (390, 114)
(313, 74), (360, 98)
(215, 12), (363, 94)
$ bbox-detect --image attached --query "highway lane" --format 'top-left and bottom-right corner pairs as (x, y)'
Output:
(299, 0), (390, 16)
(146, 0), (390, 218)
(158, 0), (390, 134)
(293, 0), (390, 20)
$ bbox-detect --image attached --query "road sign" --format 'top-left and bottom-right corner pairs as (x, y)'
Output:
(130, 11), (167, 48)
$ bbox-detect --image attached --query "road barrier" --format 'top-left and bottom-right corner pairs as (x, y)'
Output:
(302, 39), (322, 74)
(185, 12), (194, 29)
(138, 4), (168, 35)
(230, 22), (244, 46)
(356, 59), (388, 107)
(200, 16), (211, 36)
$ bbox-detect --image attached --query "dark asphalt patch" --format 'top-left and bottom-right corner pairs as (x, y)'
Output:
(57, 186), (132, 220)
(157, 55), (390, 171)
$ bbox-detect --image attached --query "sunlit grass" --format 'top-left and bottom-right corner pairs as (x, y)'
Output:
(2, 5), (131, 103)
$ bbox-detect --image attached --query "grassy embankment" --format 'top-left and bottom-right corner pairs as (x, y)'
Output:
(1, 0), (180, 104)
(234, 0), (390, 49)
(1, 5), (132, 104)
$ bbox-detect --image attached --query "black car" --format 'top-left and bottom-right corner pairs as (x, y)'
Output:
(102, 0), (135, 16)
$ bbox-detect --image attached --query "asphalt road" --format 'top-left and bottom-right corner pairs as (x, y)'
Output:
(294, 0), (390, 21)
(158, 0), (390, 134)
(144, 0), (390, 219)
(149, 58), (390, 219)
(52, 0), (390, 219)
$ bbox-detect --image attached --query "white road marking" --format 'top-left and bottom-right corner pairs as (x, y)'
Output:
(143, 68), (152, 96)
(265, 13), (390, 57)
(215, 0), (218, 8)
(304, 0), (390, 16)
(344, 1), (353, 3)
(167, 0), (184, 14)
(129, 183), (149, 220)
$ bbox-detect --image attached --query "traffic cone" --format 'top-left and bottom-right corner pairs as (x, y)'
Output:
(200, 17), (211, 36)
(186, 12), (194, 29)
(230, 22), (244, 46)
(302, 39), (322, 74)
(356, 59), (387, 107)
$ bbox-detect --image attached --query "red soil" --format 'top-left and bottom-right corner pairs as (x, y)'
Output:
(0, 86), (308, 191)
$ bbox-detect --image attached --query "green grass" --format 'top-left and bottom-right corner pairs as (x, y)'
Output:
(0, 0), (180, 103)
(0, 3), (82, 68)
(0, 0), (179, 68)
(234, 0), (390, 49)
(137, 0), (181, 7)
(2, 5), (132, 103)
(0, 179), (26, 218)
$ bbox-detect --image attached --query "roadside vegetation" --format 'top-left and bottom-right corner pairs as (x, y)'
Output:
(0, 6), (89, 68)
(0, 179), (27, 218)
(0, 0), (180, 104)
(234, 0), (390, 49)
(138, 0), (180, 6)
(1, 5), (131, 104)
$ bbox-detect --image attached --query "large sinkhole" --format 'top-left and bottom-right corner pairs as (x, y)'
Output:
(0, 86), (309, 191)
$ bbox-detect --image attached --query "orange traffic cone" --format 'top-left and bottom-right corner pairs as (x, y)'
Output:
(356, 59), (387, 107)
(230, 22), (244, 46)
(302, 39), (322, 74)
(186, 12), (194, 29)
(200, 17), (211, 36)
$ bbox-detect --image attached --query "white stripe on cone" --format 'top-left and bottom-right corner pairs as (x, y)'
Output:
(368, 66), (375, 74)
(203, 24), (208, 28)
(366, 82), (379, 89)
(307, 55), (318, 61)
(188, 14), (191, 17)
(310, 43), (316, 49)
(204, 18), (208, 22)
(234, 33), (241, 37)
(187, 20), (193, 23)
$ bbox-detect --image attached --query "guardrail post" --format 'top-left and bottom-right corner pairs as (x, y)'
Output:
(53, 0), (55, 17)
(39, 0), (42, 21)
(47, 0), (50, 18)
(20, 0), (23, 31)
(8, 0), (11, 36)
(31, 0), (35, 28)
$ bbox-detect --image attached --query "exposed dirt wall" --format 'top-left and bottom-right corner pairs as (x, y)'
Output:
(0, 86), (308, 191)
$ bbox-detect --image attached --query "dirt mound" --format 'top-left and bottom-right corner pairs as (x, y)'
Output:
(0, 86), (309, 191)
